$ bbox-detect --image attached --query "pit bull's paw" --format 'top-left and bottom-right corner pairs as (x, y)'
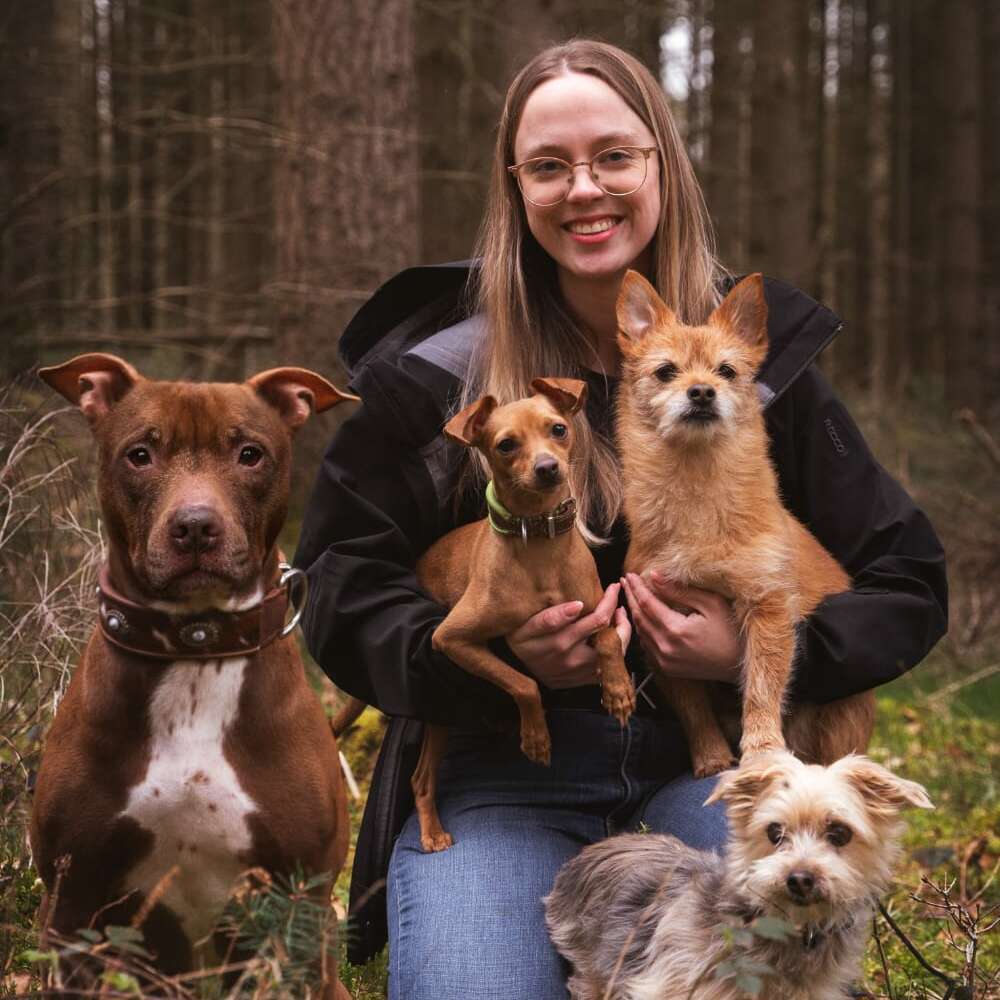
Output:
(602, 680), (636, 727)
(691, 743), (738, 778)
(421, 830), (454, 853)
(521, 727), (552, 766)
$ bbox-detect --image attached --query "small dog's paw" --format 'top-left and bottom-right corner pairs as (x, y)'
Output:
(421, 831), (454, 853)
(521, 727), (552, 766)
(602, 682), (636, 726)
(740, 737), (786, 758)
(692, 748), (738, 778)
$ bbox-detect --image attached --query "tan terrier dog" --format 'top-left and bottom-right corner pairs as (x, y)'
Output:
(411, 378), (635, 851)
(615, 272), (875, 775)
(545, 750), (932, 1000)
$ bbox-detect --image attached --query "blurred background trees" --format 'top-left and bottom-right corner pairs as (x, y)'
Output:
(1, 0), (996, 409)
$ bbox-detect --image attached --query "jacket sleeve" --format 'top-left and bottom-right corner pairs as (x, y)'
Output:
(767, 364), (948, 702)
(293, 357), (511, 724)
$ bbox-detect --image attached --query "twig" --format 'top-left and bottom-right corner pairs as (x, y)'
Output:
(877, 900), (958, 991)
(872, 915), (895, 1000)
(956, 408), (1000, 470)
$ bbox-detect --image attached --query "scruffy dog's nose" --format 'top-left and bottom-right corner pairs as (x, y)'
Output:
(786, 870), (817, 902)
(169, 505), (222, 553)
(534, 456), (560, 484)
(687, 384), (716, 405)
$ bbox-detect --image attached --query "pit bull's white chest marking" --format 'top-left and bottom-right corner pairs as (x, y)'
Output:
(121, 657), (256, 944)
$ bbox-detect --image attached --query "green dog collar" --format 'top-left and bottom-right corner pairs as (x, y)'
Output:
(485, 480), (577, 542)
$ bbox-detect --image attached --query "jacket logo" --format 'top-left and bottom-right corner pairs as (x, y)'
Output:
(824, 417), (848, 457)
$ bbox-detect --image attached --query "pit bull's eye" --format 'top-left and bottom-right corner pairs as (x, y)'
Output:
(551, 423), (568, 439)
(238, 445), (264, 467)
(654, 363), (678, 383)
(126, 446), (152, 468)
(826, 823), (853, 847)
(766, 822), (784, 845)
(496, 438), (518, 454)
(718, 364), (737, 381)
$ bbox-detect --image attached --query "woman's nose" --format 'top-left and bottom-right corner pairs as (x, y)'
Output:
(565, 164), (604, 201)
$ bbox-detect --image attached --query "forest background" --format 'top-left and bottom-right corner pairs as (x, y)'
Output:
(1, 1), (998, 998)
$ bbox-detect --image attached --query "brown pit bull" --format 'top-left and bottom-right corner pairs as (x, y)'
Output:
(30, 353), (356, 999)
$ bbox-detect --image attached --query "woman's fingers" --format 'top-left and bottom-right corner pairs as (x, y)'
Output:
(510, 600), (585, 641)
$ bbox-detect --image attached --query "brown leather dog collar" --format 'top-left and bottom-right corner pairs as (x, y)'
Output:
(96, 563), (307, 661)
(485, 481), (577, 542)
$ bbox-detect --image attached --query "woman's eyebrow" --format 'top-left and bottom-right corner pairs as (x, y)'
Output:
(518, 132), (646, 159)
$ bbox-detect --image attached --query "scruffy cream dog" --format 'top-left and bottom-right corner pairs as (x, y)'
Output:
(545, 751), (931, 1000)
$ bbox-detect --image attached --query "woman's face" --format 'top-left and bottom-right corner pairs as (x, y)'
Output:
(513, 72), (662, 284)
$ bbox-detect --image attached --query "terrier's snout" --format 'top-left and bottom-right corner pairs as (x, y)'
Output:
(687, 384), (716, 406)
(169, 505), (222, 554)
(786, 870), (818, 904)
(533, 454), (561, 486)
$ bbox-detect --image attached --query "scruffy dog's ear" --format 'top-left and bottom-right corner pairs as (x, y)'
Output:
(38, 353), (142, 427)
(709, 274), (769, 356)
(616, 270), (676, 349)
(444, 396), (497, 448)
(530, 377), (587, 416)
(704, 751), (800, 822)
(830, 755), (933, 815)
(248, 367), (359, 432)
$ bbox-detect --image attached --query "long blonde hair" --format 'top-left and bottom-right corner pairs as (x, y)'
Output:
(461, 39), (724, 539)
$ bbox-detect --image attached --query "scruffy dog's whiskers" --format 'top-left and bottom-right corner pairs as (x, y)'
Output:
(545, 752), (932, 1000)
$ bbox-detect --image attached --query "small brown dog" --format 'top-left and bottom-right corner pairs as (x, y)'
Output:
(411, 377), (635, 851)
(545, 750), (932, 999)
(615, 272), (874, 775)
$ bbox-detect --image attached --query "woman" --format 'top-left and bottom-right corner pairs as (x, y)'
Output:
(294, 40), (946, 1000)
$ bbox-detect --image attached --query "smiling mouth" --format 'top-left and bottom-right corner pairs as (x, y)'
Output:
(565, 217), (620, 235)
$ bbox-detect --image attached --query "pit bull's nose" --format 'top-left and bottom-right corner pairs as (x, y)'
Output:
(169, 505), (222, 554)
(534, 455), (560, 485)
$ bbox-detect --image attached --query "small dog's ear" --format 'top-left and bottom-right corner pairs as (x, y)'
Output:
(38, 353), (142, 427)
(832, 755), (934, 815)
(530, 377), (588, 416)
(709, 274), (769, 360)
(704, 751), (798, 821)
(248, 368), (359, 432)
(444, 395), (497, 448)
(616, 270), (676, 350)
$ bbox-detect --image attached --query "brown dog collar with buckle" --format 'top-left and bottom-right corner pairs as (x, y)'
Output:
(484, 481), (577, 542)
(96, 563), (308, 660)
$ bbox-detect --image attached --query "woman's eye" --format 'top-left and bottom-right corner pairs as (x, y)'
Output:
(126, 446), (152, 468)
(597, 147), (635, 166)
(826, 823), (853, 848)
(654, 363), (678, 383)
(496, 438), (518, 454)
(238, 445), (264, 467)
(527, 158), (567, 177)
(718, 363), (737, 381)
(766, 822), (784, 846)
(551, 423), (568, 439)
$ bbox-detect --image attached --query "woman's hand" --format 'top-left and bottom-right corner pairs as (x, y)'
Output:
(621, 571), (742, 683)
(507, 583), (632, 689)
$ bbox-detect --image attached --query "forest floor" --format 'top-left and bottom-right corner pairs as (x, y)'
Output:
(1, 381), (997, 999)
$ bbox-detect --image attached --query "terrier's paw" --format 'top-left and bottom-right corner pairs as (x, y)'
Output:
(521, 727), (552, 766)
(739, 736), (786, 759)
(420, 831), (454, 853)
(602, 681), (636, 727)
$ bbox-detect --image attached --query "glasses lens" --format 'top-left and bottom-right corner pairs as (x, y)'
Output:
(592, 147), (647, 196)
(519, 158), (572, 206)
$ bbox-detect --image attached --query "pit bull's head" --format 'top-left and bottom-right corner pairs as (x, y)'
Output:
(40, 354), (357, 607)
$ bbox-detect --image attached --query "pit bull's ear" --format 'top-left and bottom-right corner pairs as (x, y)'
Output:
(616, 270), (675, 351)
(704, 751), (799, 824)
(709, 274), (769, 359)
(831, 755), (934, 816)
(444, 396), (497, 448)
(38, 353), (142, 426)
(530, 377), (587, 416)
(248, 367), (359, 432)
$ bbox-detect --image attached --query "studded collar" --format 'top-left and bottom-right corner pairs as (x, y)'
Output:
(95, 563), (306, 661)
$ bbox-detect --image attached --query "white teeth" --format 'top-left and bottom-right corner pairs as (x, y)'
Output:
(568, 218), (617, 235)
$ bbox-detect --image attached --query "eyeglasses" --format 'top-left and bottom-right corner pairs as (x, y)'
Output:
(507, 145), (658, 207)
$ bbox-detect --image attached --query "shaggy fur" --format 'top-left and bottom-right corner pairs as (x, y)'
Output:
(615, 271), (874, 775)
(545, 751), (932, 1000)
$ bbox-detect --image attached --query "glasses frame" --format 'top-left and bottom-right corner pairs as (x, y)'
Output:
(507, 145), (658, 207)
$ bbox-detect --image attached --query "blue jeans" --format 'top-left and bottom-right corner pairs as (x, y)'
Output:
(386, 708), (728, 1000)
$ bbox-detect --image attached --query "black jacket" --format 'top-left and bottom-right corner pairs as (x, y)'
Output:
(294, 262), (948, 963)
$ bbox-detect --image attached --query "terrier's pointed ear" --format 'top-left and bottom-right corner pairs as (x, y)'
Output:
(248, 367), (359, 432)
(38, 353), (142, 426)
(709, 274), (769, 356)
(616, 270), (676, 349)
(530, 377), (587, 416)
(444, 396), (497, 448)
(704, 751), (799, 823)
(831, 755), (934, 816)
